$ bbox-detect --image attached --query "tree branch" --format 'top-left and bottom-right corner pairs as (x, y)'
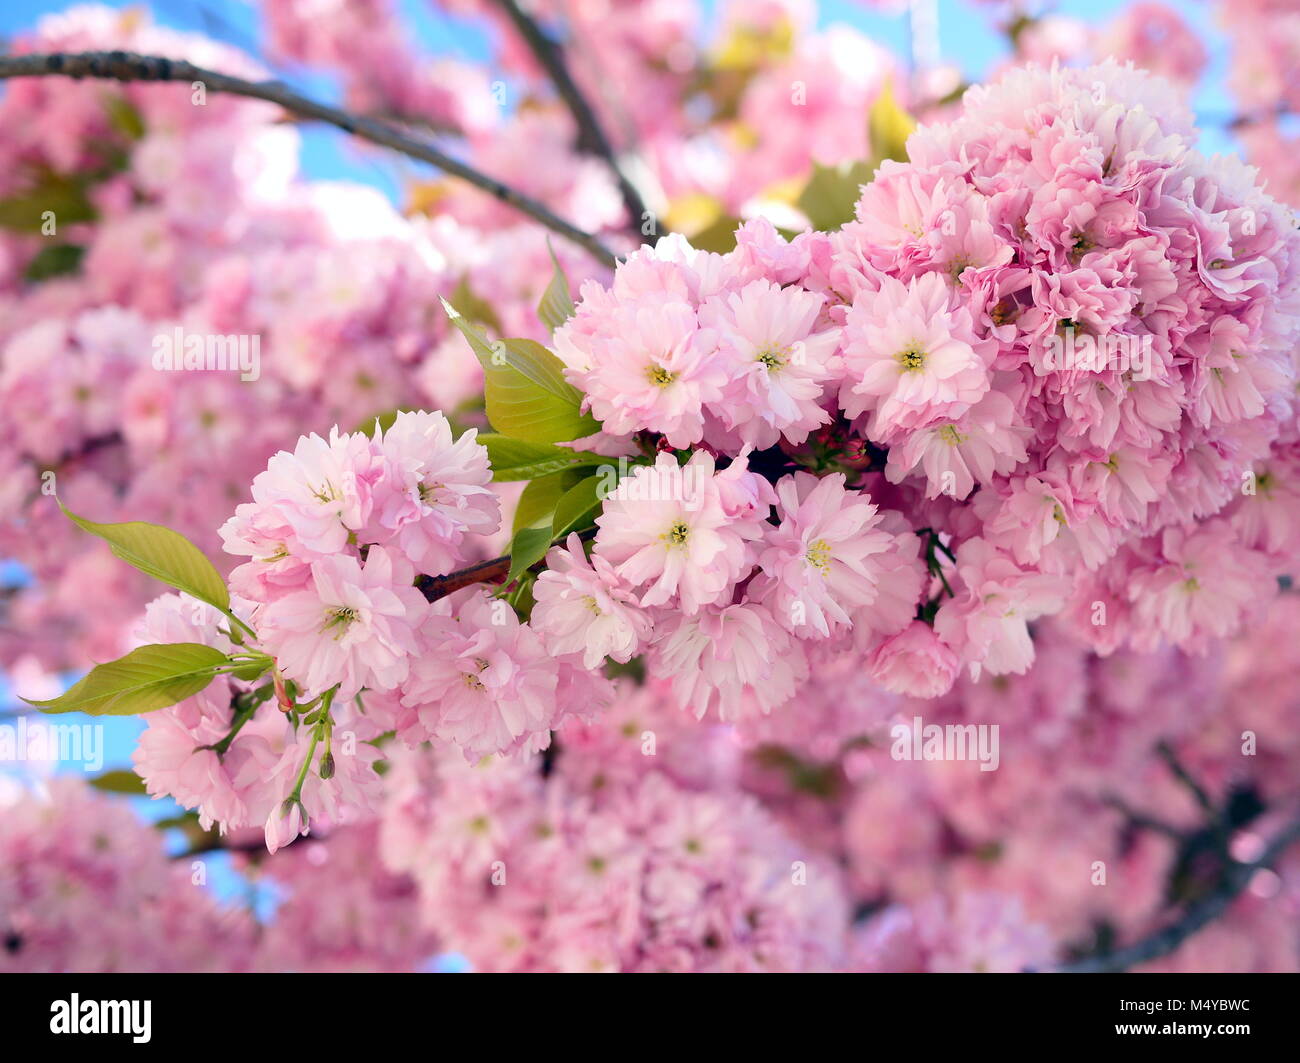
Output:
(0, 51), (618, 267)
(416, 554), (511, 602)
(415, 527), (596, 602)
(1049, 811), (1300, 973)
(491, 0), (656, 242)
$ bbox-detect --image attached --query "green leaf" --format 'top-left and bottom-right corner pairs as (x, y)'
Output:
(689, 212), (743, 253)
(504, 571), (537, 621)
(153, 812), (201, 831)
(22, 643), (230, 716)
(103, 95), (146, 140)
(60, 503), (231, 612)
(868, 80), (915, 166)
(152, 810), (218, 848)
(537, 240), (576, 334)
(442, 298), (599, 444)
(0, 172), (97, 233)
(603, 655), (646, 684)
(482, 433), (606, 482)
(551, 474), (604, 540)
(448, 276), (503, 334)
(797, 160), (876, 232)
(513, 473), (565, 534)
(229, 656), (273, 682)
(89, 769), (149, 795)
(506, 526), (554, 585)
(24, 243), (85, 282)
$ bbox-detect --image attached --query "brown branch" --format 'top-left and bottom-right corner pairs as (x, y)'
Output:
(415, 526), (597, 602)
(416, 554), (511, 602)
(0, 51), (617, 267)
(491, 0), (657, 243)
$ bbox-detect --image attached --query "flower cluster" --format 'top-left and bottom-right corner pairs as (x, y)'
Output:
(552, 60), (1300, 693)
(379, 720), (851, 973)
(126, 60), (1300, 863)
(10, 0), (1300, 978)
(220, 413), (497, 698)
(532, 452), (923, 720)
(133, 414), (543, 849)
(0, 778), (256, 972)
(130, 592), (388, 852)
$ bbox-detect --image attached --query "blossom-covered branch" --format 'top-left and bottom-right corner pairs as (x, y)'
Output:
(0, 50), (619, 266)
(7, 0), (1300, 976)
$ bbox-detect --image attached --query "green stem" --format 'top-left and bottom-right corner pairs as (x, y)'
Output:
(208, 704), (254, 757)
(221, 607), (258, 643)
(286, 686), (337, 804)
(203, 682), (274, 757)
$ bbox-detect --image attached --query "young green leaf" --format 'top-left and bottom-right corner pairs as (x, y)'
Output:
(551, 475), (604, 540)
(868, 80), (915, 165)
(24, 243), (85, 282)
(441, 298), (599, 444)
(0, 172), (97, 233)
(103, 95), (146, 140)
(537, 240), (575, 334)
(22, 643), (230, 716)
(513, 473), (566, 535)
(481, 434), (605, 482)
(88, 769), (149, 795)
(228, 655), (274, 682)
(688, 211), (744, 254)
(60, 503), (230, 612)
(506, 526), (554, 585)
(504, 572), (537, 621)
(449, 275), (504, 334)
(797, 160), (875, 232)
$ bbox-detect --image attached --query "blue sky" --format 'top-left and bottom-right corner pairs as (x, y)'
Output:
(0, 0), (1240, 903)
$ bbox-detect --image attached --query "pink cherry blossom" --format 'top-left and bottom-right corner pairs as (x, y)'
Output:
(532, 533), (653, 669)
(754, 471), (901, 638)
(259, 546), (426, 700)
(400, 589), (560, 760)
(867, 620), (960, 698)
(594, 451), (769, 614)
(368, 410), (500, 576)
(839, 272), (994, 440)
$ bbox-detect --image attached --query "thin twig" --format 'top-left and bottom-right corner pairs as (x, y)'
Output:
(0, 51), (617, 267)
(491, 0), (656, 242)
(1157, 740), (1216, 818)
